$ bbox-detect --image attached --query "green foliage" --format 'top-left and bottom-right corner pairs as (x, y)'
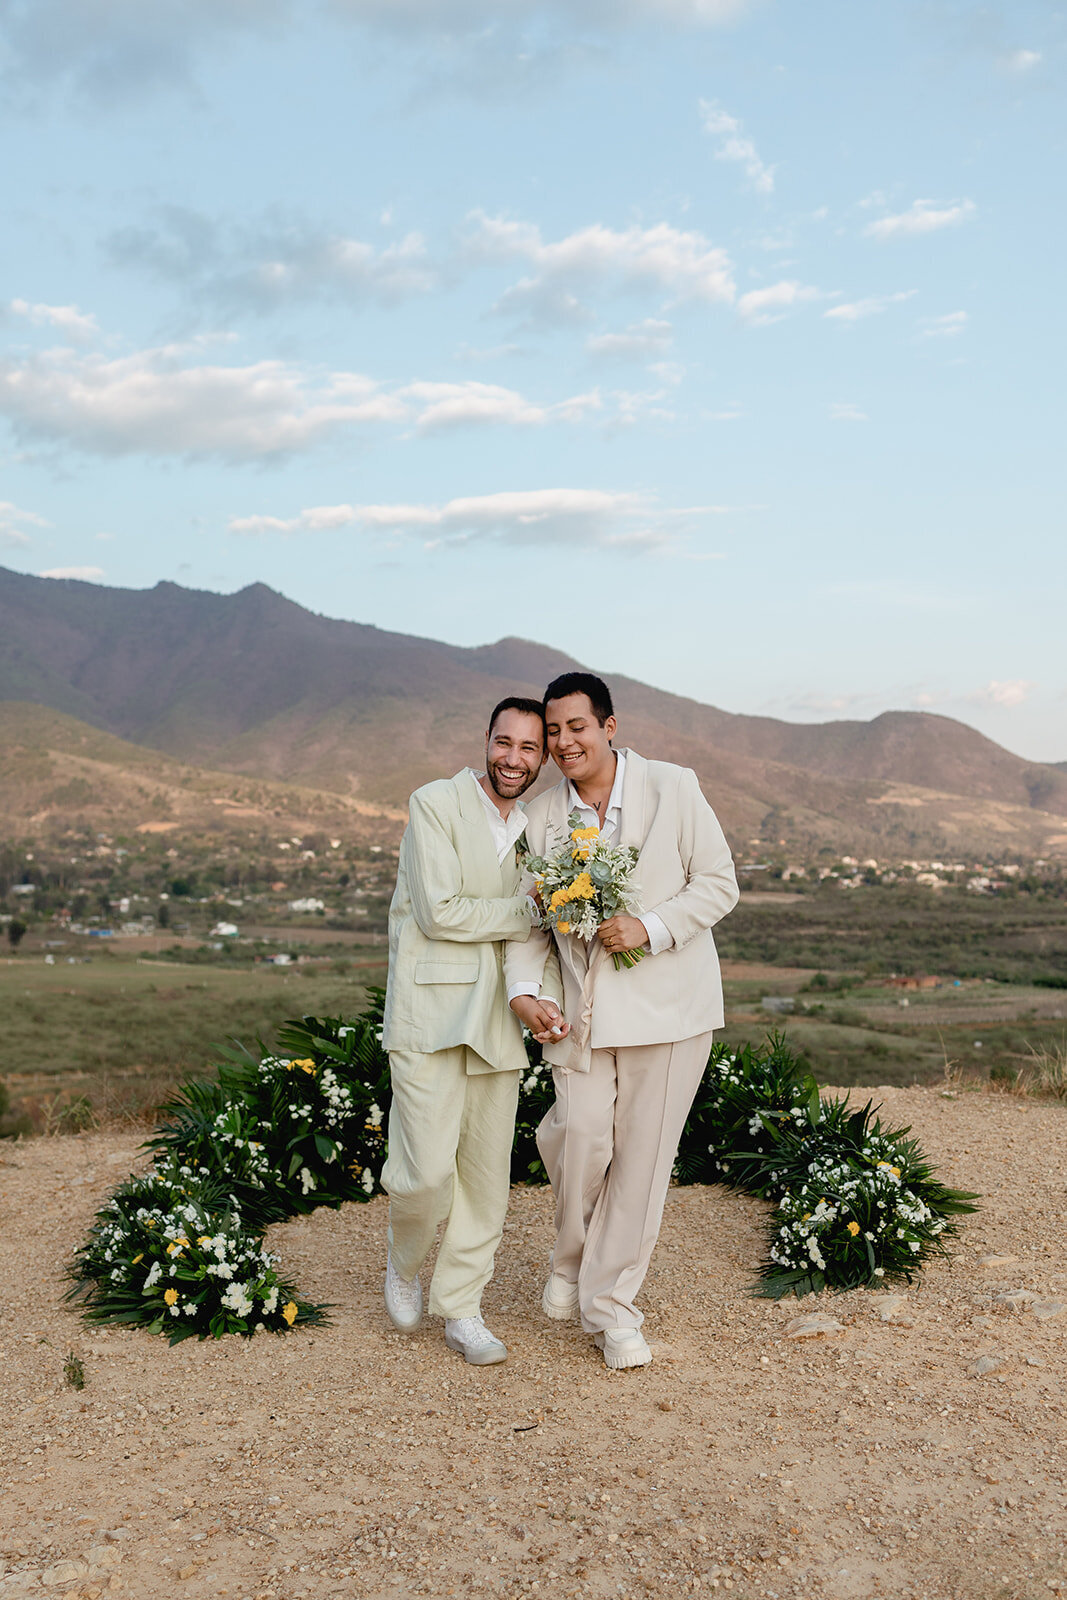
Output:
(73, 996), (977, 1339)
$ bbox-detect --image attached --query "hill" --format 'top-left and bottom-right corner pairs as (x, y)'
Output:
(1, 565), (1065, 858)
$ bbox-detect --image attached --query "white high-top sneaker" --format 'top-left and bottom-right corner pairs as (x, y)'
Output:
(384, 1251), (423, 1331)
(444, 1315), (508, 1365)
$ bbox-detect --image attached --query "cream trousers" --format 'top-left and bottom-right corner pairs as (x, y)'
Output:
(536, 1031), (713, 1334)
(382, 1046), (520, 1321)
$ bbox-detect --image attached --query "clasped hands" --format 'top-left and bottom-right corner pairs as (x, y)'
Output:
(509, 995), (571, 1044)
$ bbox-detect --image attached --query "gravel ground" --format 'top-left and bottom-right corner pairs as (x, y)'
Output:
(1, 1086), (1065, 1600)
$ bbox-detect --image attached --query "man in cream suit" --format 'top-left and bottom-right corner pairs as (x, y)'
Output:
(382, 697), (568, 1365)
(507, 672), (738, 1370)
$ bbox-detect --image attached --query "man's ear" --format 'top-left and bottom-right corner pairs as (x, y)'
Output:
(604, 714), (618, 742)
(540, 746), (549, 767)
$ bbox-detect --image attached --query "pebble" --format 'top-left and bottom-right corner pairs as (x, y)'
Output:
(969, 1355), (1008, 1378)
(1030, 1301), (1066, 1322)
(42, 1561), (90, 1586)
(869, 1293), (908, 1322)
(785, 1313), (845, 1340)
(977, 1255), (1019, 1269)
(996, 1289), (1037, 1310)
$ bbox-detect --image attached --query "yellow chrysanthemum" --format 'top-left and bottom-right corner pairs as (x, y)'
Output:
(847, 1221), (860, 1237)
(569, 872), (595, 900)
(570, 826), (599, 843)
(166, 1237), (188, 1256)
(282, 1301), (298, 1326)
(558, 921), (571, 934)
(164, 1288), (179, 1306)
(131, 1252), (144, 1265)
(197, 1236), (212, 1246)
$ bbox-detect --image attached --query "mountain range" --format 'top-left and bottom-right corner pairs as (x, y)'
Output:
(1, 564), (1064, 858)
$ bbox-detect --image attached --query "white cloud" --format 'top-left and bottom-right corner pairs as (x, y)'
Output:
(333, 0), (752, 28)
(921, 310), (968, 338)
(468, 212), (736, 323)
(971, 679), (1035, 708)
(38, 566), (105, 581)
(402, 380), (600, 432)
(9, 298), (98, 342)
(229, 487), (731, 554)
(864, 199), (976, 240)
(0, 499), (50, 546)
(699, 99), (775, 193)
(586, 319), (673, 361)
(829, 402), (868, 422)
(107, 209), (437, 313)
(1004, 48), (1041, 72)
(736, 279), (820, 325)
(824, 290), (916, 323)
(0, 341), (599, 459)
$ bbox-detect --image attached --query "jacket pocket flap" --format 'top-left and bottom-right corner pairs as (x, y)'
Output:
(414, 961), (479, 985)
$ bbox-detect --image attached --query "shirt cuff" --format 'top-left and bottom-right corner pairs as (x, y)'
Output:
(507, 982), (541, 1004)
(640, 911), (674, 956)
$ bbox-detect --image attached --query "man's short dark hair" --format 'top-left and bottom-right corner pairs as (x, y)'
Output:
(488, 696), (546, 743)
(542, 672), (614, 727)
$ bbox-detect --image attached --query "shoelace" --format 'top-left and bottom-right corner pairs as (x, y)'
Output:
(388, 1262), (420, 1305)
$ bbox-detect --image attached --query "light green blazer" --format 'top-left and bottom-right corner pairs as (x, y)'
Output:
(382, 769), (544, 1073)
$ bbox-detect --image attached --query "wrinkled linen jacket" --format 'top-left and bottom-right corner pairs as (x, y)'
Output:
(383, 769), (556, 1074)
(504, 750), (739, 1071)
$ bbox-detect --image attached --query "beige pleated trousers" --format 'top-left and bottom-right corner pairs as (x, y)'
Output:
(536, 1031), (713, 1334)
(383, 1046), (520, 1321)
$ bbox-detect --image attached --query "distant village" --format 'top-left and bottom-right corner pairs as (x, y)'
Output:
(2, 826), (1063, 958)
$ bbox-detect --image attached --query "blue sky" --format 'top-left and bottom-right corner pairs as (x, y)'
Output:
(1, 0), (1063, 760)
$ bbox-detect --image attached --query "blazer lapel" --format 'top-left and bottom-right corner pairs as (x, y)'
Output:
(618, 748), (649, 850)
(453, 769), (504, 889)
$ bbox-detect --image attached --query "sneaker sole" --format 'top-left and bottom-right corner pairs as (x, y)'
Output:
(445, 1332), (507, 1365)
(593, 1333), (652, 1370)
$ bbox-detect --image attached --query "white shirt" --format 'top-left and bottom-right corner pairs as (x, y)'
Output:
(471, 770), (530, 866)
(507, 749), (673, 1005)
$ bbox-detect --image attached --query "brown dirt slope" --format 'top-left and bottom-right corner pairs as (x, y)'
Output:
(1, 1085), (1065, 1600)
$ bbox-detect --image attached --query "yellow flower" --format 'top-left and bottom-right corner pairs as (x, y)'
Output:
(164, 1288), (179, 1306)
(570, 826), (599, 843)
(291, 1057), (316, 1074)
(569, 872), (595, 900)
(558, 921), (571, 934)
(571, 848), (590, 862)
(282, 1301), (298, 1326)
(197, 1236), (212, 1246)
(131, 1252), (144, 1265)
(802, 1212), (812, 1222)
(166, 1237), (188, 1256)
(847, 1221), (860, 1237)
(550, 888), (567, 909)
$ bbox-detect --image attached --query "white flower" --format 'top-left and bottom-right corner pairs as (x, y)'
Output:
(299, 1167), (316, 1195)
(361, 1169), (375, 1194)
(144, 1262), (162, 1289)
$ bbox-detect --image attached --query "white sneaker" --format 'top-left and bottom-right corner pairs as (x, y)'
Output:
(444, 1315), (508, 1366)
(542, 1273), (579, 1321)
(594, 1328), (652, 1370)
(384, 1251), (423, 1331)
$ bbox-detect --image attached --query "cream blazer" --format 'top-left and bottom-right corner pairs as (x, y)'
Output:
(504, 750), (739, 1070)
(383, 770), (544, 1073)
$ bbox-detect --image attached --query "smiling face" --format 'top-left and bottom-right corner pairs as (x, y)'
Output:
(483, 707), (547, 799)
(544, 692), (618, 789)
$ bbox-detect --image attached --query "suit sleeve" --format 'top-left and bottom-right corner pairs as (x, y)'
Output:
(646, 768), (739, 949)
(504, 919), (556, 995)
(405, 790), (533, 944)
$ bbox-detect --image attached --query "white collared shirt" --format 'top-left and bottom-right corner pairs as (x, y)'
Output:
(506, 749), (674, 1004)
(565, 750), (672, 956)
(471, 770), (529, 866)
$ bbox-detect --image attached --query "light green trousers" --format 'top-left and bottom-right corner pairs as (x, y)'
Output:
(382, 1046), (521, 1320)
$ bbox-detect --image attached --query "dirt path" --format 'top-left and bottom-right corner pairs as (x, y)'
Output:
(1, 1086), (1065, 1600)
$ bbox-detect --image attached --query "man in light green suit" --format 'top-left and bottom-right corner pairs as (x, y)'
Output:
(381, 697), (568, 1365)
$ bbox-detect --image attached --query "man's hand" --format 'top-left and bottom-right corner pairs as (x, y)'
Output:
(510, 995), (571, 1043)
(596, 915), (649, 956)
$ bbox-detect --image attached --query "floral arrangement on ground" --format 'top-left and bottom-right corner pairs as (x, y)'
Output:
(68, 990), (976, 1340)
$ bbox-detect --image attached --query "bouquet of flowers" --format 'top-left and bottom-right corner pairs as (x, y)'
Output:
(526, 810), (644, 969)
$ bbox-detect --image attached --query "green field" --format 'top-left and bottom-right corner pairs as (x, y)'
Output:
(0, 949), (388, 1130)
(3, 884), (1066, 1132)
